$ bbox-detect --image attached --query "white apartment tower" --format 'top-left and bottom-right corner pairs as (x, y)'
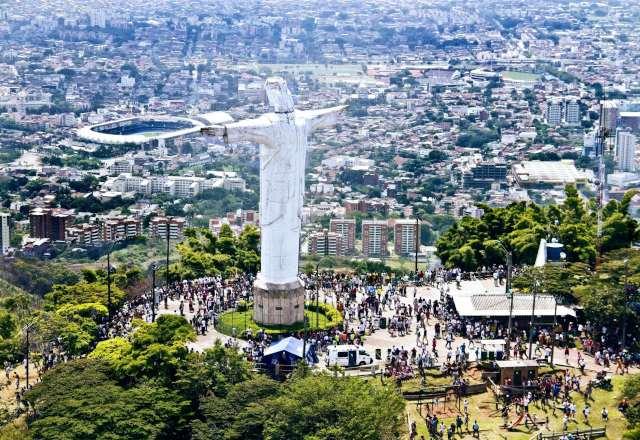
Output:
(362, 220), (388, 257)
(0, 213), (9, 255)
(616, 130), (637, 172)
(564, 99), (581, 126)
(546, 99), (563, 126)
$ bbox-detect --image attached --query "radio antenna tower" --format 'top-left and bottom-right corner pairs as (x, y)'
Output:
(595, 86), (611, 268)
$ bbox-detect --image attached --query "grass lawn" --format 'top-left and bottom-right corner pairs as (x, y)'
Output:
(405, 372), (629, 439)
(217, 306), (336, 337)
(502, 70), (540, 82)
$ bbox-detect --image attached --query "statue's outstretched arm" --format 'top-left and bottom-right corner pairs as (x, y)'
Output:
(300, 105), (347, 133)
(201, 116), (272, 145)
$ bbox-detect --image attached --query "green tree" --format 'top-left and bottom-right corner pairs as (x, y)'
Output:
(194, 373), (405, 440)
(45, 282), (125, 311)
(25, 359), (192, 440)
(436, 186), (639, 269)
(0, 310), (15, 339)
(261, 373), (404, 440)
(571, 249), (640, 346)
(175, 225), (261, 278)
(89, 315), (195, 382)
(175, 341), (252, 404)
(192, 376), (280, 440)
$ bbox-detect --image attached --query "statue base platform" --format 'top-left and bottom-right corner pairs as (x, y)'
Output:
(252, 277), (304, 326)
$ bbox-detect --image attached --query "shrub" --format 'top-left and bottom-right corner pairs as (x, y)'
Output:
(236, 300), (249, 312)
(305, 302), (344, 330)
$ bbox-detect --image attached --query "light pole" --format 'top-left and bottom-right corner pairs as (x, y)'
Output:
(315, 263), (320, 330)
(496, 240), (513, 358)
(550, 296), (558, 366)
(165, 216), (172, 301)
(23, 323), (34, 389)
(302, 283), (308, 364)
(528, 279), (539, 360)
(550, 252), (566, 366)
(106, 244), (113, 330)
(150, 263), (157, 322)
(414, 216), (420, 275)
(622, 258), (630, 350)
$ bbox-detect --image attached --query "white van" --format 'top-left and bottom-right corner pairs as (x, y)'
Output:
(326, 345), (374, 367)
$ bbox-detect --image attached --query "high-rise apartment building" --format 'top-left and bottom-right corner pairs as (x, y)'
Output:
(564, 98), (581, 126)
(29, 208), (73, 241)
(616, 130), (637, 172)
(545, 99), (563, 126)
(150, 216), (186, 240)
(394, 219), (419, 256)
(66, 223), (102, 246)
(308, 230), (345, 256)
(362, 220), (388, 257)
(546, 98), (581, 126)
(0, 213), (9, 255)
(329, 218), (356, 254)
(102, 215), (142, 241)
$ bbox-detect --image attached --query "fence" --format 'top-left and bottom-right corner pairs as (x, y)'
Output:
(530, 427), (606, 440)
(403, 382), (487, 401)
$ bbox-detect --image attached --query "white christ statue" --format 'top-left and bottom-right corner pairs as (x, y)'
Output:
(202, 77), (345, 325)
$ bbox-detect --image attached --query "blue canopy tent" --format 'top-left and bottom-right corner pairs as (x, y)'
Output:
(262, 336), (317, 367)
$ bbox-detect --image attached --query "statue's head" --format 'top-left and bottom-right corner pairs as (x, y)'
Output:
(265, 77), (294, 113)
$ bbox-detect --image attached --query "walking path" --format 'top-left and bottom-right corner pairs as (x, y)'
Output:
(156, 299), (244, 350)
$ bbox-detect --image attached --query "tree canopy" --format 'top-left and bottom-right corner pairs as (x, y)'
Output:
(24, 313), (405, 440)
(25, 359), (192, 440)
(192, 371), (405, 440)
(173, 224), (260, 279)
(437, 186), (639, 270)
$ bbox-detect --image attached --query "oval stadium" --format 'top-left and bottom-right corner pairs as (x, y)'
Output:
(76, 113), (234, 145)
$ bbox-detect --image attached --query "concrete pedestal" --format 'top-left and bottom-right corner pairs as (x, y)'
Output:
(252, 276), (304, 326)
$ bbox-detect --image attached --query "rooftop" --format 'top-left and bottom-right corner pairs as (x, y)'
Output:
(451, 293), (575, 318)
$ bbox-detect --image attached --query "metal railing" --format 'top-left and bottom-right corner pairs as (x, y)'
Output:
(530, 427), (606, 440)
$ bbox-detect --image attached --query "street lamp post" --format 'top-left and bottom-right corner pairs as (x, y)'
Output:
(315, 263), (320, 330)
(23, 323), (33, 389)
(550, 296), (558, 366)
(528, 280), (539, 360)
(302, 284), (308, 364)
(622, 258), (630, 350)
(497, 240), (513, 359)
(414, 216), (420, 275)
(106, 245), (112, 330)
(150, 264), (157, 322)
(165, 216), (171, 301)
(551, 253), (566, 366)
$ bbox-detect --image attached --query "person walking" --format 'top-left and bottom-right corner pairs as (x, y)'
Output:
(583, 404), (591, 424)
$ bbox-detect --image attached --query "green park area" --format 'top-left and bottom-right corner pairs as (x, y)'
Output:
(502, 70), (541, 82)
(404, 369), (631, 440)
(216, 302), (343, 337)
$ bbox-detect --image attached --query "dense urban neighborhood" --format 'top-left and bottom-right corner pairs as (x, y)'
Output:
(1, 0), (640, 439)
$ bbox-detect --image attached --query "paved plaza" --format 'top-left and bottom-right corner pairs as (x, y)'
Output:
(157, 278), (634, 376)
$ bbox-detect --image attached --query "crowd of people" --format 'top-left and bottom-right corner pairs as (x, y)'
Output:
(1, 254), (637, 440)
